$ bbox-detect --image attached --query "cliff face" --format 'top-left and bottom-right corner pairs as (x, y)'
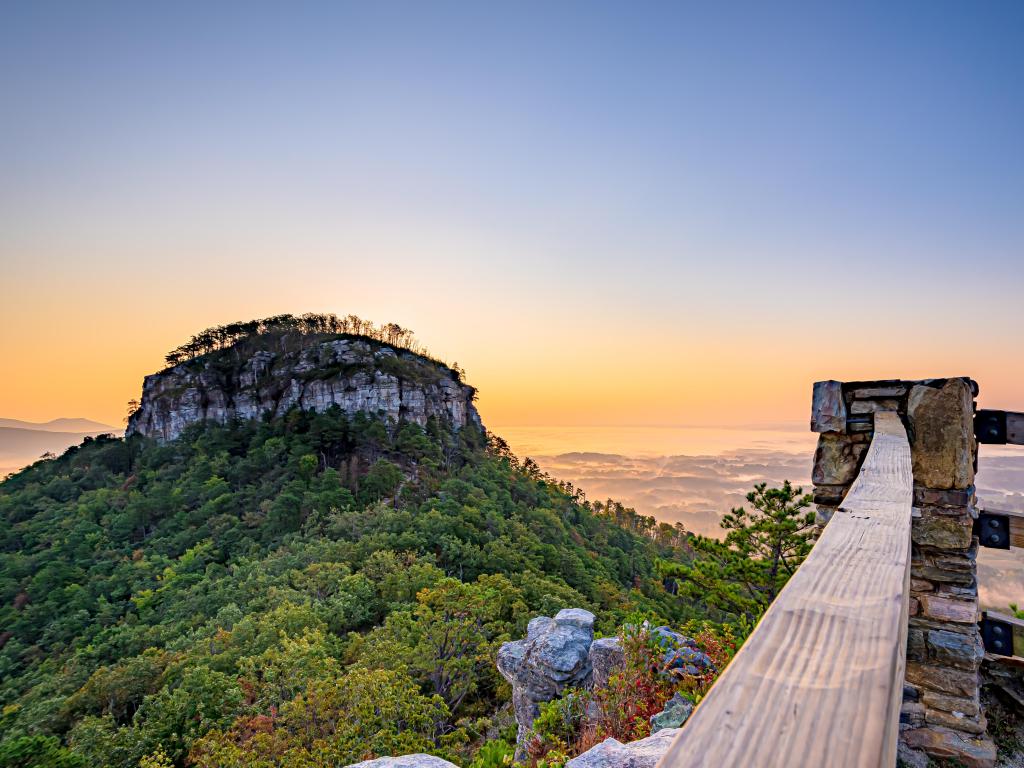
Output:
(126, 336), (481, 442)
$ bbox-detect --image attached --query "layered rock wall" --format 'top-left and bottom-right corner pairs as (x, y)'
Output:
(811, 378), (994, 767)
(126, 337), (481, 442)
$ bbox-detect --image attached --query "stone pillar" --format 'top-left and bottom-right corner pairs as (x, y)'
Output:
(902, 379), (994, 767)
(810, 378), (995, 768)
(809, 379), (878, 527)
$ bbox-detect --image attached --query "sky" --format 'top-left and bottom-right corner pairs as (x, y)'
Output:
(2, 1), (1023, 428)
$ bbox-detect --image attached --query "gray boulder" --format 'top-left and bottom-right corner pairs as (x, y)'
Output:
(650, 626), (715, 678)
(651, 626), (695, 648)
(649, 692), (694, 732)
(589, 637), (625, 689)
(497, 608), (596, 759)
(344, 756), (459, 768)
(564, 727), (682, 768)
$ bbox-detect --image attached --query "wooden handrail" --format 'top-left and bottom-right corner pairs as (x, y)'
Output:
(658, 411), (913, 768)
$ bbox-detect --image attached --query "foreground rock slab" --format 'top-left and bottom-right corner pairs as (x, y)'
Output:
(345, 756), (458, 768)
(564, 727), (682, 768)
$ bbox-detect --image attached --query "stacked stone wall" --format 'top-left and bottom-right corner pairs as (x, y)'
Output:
(811, 377), (995, 767)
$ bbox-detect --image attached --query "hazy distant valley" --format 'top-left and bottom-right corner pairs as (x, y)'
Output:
(0, 417), (117, 478)
(499, 424), (1024, 611)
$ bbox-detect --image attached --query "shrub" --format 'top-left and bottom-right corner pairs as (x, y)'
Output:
(0, 736), (86, 768)
(580, 626), (677, 747)
(468, 739), (515, 768)
(527, 693), (587, 758)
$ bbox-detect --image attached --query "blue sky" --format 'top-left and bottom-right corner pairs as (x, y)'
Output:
(1, 1), (1023, 425)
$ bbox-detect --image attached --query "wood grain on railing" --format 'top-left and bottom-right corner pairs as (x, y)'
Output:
(658, 411), (913, 768)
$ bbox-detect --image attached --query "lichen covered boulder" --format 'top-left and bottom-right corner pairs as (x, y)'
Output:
(650, 692), (694, 732)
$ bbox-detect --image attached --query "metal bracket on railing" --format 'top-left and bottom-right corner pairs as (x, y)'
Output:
(980, 615), (1015, 655)
(975, 512), (1011, 549)
(976, 410), (1007, 444)
(976, 409), (1024, 444)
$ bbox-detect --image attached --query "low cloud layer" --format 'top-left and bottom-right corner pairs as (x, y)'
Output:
(538, 449), (813, 538)
(504, 428), (1024, 612)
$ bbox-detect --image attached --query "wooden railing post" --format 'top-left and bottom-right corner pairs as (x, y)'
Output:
(657, 411), (913, 768)
(810, 378), (994, 767)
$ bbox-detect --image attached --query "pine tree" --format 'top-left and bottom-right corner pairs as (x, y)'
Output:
(660, 481), (814, 622)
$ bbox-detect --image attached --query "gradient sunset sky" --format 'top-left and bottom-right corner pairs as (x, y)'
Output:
(2, 2), (1023, 428)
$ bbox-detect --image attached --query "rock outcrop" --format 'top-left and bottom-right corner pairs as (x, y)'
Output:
(497, 608), (596, 757)
(126, 337), (481, 442)
(498, 611), (714, 760)
(563, 727), (682, 768)
(649, 692), (694, 732)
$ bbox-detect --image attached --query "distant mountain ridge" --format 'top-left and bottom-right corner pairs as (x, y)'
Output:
(0, 419), (118, 478)
(0, 417), (116, 432)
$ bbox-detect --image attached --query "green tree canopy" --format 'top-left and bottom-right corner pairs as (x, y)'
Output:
(0, 408), (695, 767)
(659, 481), (814, 622)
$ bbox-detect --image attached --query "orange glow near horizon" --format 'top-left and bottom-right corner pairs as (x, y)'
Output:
(4, 264), (1024, 432)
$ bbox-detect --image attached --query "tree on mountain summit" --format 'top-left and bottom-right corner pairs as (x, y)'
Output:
(161, 312), (437, 367)
(660, 481), (814, 622)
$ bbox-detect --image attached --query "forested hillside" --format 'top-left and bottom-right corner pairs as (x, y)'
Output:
(0, 407), (698, 766)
